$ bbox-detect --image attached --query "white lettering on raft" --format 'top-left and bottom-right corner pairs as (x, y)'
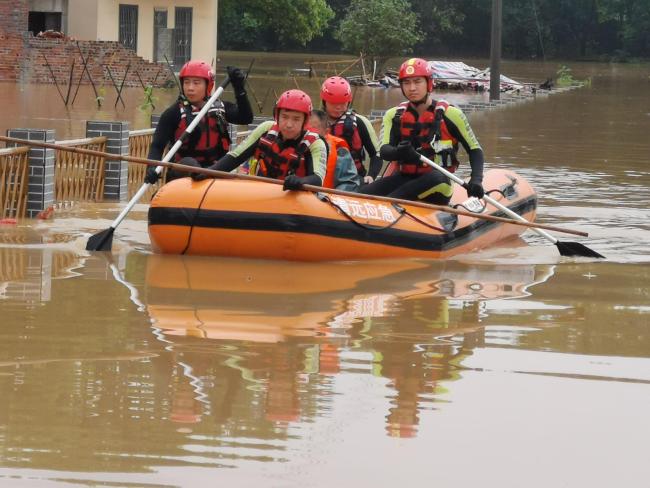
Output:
(331, 196), (397, 223)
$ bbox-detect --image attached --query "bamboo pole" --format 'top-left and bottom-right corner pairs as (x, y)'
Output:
(0, 135), (589, 238)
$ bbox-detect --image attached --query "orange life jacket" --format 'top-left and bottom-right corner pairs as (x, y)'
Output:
(322, 134), (350, 189)
(330, 110), (366, 176)
(393, 100), (459, 175)
(254, 124), (321, 180)
(174, 100), (230, 166)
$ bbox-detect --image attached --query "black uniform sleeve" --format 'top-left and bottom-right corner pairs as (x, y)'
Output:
(356, 119), (377, 158)
(147, 104), (181, 161)
(467, 148), (484, 180)
(223, 91), (254, 125)
(356, 117), (383, 179)
(443, 113), (485, 181)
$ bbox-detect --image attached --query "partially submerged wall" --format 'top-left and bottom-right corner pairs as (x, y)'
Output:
(0, 0), (173, 87)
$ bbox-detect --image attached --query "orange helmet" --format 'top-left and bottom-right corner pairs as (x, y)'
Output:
(179, 60), (215, 96)
(274, 89), (313, 123)
(320, 76), (352, 104)
(398, 58), (433, 92)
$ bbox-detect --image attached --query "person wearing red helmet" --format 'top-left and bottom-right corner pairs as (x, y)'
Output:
(360, 57), (485, 205)
(320, 76), (382, 185)
(194, 89), (327, 191)
(145, 60), (253, 184)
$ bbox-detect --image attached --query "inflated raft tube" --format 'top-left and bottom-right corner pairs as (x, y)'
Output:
(148, 168), (537, 261)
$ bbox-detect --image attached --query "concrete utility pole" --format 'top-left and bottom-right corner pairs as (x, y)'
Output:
(489, 0), (502, 101)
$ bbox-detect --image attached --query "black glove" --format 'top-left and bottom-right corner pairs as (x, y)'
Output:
(283, 174), (304, 191)
(145, 166), (160, 185)
(395, 140), (420, 162)
(466, 177), (485, 199)
(175, 157), (202, 181)
(227, 65), (246, 91)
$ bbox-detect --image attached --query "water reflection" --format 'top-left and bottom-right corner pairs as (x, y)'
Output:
(143, 255), (556, 439)
(1, 245), (649, 484)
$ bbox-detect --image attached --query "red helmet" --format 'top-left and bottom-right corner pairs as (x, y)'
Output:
(274, 89), (313, 122)
(320, 76), (352, 104)
(398, 58), (433, 92)
(179, 60), (215, 96)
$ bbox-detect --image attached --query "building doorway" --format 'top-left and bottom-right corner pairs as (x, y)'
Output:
(153, 9), (172, 63)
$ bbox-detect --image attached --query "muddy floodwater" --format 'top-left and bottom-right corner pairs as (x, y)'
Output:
(1, 55), (649, 487)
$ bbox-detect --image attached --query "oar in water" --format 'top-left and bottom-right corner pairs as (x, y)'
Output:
(86, 76), (231, 251)
(0, 135), (591, 240)
(417, 153), (604, 258)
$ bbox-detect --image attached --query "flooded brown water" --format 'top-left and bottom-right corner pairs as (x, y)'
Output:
(1, 54), (649, 487)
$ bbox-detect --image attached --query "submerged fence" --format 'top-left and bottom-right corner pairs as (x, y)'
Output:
(1, 122), (164, 218)
(0, 146), (29, 218)
(55, 136), (107, 205)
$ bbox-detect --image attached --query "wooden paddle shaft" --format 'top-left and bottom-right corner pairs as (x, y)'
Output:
(0, 135), (588, 237)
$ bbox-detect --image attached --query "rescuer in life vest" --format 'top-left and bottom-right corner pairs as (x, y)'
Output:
(191, 89), (327, 191)
(320, 76), (382, 185)
(309, 109), (359, 192)
(360, 57), (485, 205)
(145, 60), (253, 184)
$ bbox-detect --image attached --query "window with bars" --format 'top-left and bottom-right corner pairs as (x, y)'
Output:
(173, 7), (193, 67)
(119, 4), (138, 51)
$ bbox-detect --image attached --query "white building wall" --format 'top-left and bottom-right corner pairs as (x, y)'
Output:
(67, 0), (217, 64)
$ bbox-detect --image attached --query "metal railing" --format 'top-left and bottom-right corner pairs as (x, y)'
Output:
(0, 146), (30, 219)
(55, 136), (107, 206)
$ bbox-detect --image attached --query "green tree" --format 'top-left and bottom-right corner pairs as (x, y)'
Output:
(411, 0), (465, 53)
(337, 0), (424, 70)
(219, 0), (334, 50)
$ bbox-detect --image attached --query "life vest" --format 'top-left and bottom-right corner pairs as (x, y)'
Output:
(392, 100), (459, 175)
(173, 100), (230, 166)
(253, 124), (321, 180)
(330, 110), (366, 176)
(322, 134), (350, 189)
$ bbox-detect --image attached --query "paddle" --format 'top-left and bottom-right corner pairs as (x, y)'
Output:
(0, 136), (590, 239)
(85, 76), (231, 251)
(416, 153), (604, 258)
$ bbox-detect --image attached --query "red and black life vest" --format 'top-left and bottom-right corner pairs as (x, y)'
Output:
(173, 100), (230, 166)
(330, 110), (366, 176)
(393, 100), (459, 175)
(253, 124), (321, 180)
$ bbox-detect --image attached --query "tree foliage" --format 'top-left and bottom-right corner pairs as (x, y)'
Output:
(218, 0), (650, 61)
(219, 0), (333, 50)
(336, 0), (423, 67)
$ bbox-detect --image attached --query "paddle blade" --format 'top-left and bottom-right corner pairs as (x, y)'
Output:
(556, 241), (605, 259)
(86, 227), (115, 251)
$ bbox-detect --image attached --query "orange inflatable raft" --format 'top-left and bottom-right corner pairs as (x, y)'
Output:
(148, 168), (537, 261)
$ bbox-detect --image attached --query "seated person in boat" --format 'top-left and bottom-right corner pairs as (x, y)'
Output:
(321, 76), (382, 185)
(192, 89), (327, 191)
(360, 57), (485, 205)
(145, 60), (253, 184)
(309, 109), (359, 192)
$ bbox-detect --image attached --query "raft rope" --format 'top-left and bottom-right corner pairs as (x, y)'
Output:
(317, 193), (407, 231)
(181, 178), (218, 255)
(399, 206), (447, 232)
(451, 189), (507, 213)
